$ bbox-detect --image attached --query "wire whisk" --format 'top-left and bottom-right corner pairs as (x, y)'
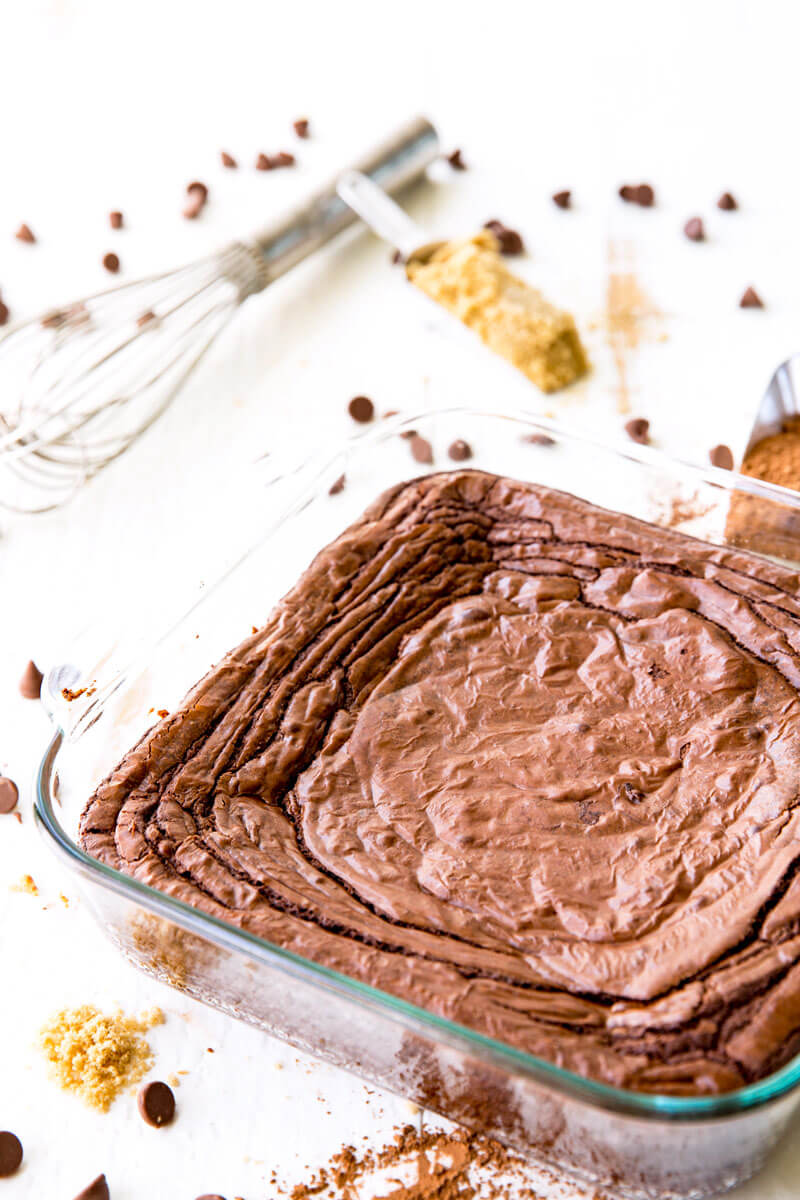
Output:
(0, 116), (439, 513)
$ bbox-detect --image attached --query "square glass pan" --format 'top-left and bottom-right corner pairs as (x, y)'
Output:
(35, 406), (800, 1200)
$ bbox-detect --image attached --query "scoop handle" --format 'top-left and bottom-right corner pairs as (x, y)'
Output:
(247, 116), (439, 284)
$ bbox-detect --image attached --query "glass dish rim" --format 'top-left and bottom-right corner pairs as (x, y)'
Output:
(34, 402), (800, 1125)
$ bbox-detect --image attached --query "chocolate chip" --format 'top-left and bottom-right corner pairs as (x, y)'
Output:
(483, 220), (524, 256)
(329, 474), (346, 496)
(739, 286), (764, 309)
(137, 310), (157, 328)
(273, 151), (295, 167)
(0, 778), (19, 814)
(717, 192), (737, 211)
(0, 298), (9, 327)
(709, 444), (734, 470)
(19, 660), (43, 700)
(446, 149), (466, 170)
(73, 1176), (109, 1200)
(347, 395), (374, 423)
(138, 1080), (175, 1127)
(624, 417), (650, 445)
(183, 182), (208, 219)
(391, 249), (404, 265)
(0, 1131), (22, 1177)
(448, 439), (472, 462)
(220, 151), (237, 168)
(552, 190), (571, 209)
(683, 217), (705, 242)
(255, 152), (273, 171)
(187, 181), (208, 202)
(524, 432), (555, 446)
(409, 434), (434, 465)
(109, 211), (123, 230)
(293, 118), (310, 139)
(15, 223), (35, 243)
(619, 184), (655, 207)
(102, 252), (120, 274)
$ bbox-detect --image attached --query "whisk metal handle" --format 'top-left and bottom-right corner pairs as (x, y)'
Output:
(243, 115), (439, 287)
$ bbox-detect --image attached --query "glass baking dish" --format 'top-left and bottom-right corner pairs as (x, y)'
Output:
(34, 405), (800, 1200)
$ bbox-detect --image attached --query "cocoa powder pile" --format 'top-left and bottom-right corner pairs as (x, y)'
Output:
(739, 416), (800, 490)
(725, 417), (800, 558)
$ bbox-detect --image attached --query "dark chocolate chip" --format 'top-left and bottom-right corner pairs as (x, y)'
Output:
(683, 217), (705, 242)
(446, 149), (466, 171)
(328, 474), (346, 496)
(137, 310), (157, 328)
(220, 151), (237, 168)
(15, 223), (35, 243)
(447, 439), (473, 462)
(483, 219), (524, 256)
(391, 249), (404, 265)
(273, 151), (295, 167)
(138, 1080), (176, 1127)
(709, 444), (734, 470)
(255, 152), (273, 171)
(0, 298), (9, 326)
(624, 417), (650, 445)
(187, 181), (209, 201)
(293, 118), (310, 139)
(0, 778), (20, 814)
(102, 252), (120, 274)
(552, 190), (571, 209)
(0, 1131), (22, 1177)
(19, 660), (43, 700)
(347, 395), (374, 424)
(619, 184), (655, 207)
(109, 211), (123, 230)
(524, 432), (555, 446)
(183, 182), (208, 219)
(717, 192), (737, 211)
(399, 429), (417, 439)
(73, 1176), (110, 1200)
(739, 286), (764, 309)
(409, 434), (434, 465)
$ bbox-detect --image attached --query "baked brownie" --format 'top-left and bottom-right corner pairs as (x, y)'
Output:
(81, 471), (800, 1095)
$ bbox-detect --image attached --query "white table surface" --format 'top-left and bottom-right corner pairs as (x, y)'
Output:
(3, 1), (800, 1196)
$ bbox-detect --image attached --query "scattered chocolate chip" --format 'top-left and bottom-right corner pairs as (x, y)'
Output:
(73, 1176), (110, 1200)
(399, 429), (417, 440)
(137, 310), (157, 328)
(717, 191), (738, 211)
(483, 219), (524, 256)
(709, 444), (735, 470)
(293, 118), (310, 139)
(0, 1132), (22, 1177)
(255, 152), (273, 171)
(15, 223), (35, 243)
(109, 211), (123, 230)
(0, 297), (8, 327)
(273, 151), (295, 167)
(183, 182), (208, 219)
(347, 395), (374, 423)
(220, 151), (237, 168)
(448, 439), (472, 462)
(409, 434), (434, 465)
(19, 660), (43, 700)
(138, 1080), (176, 1128)
(683, 217), (705, 242)
(0, 779), (20, 814)
(446, 149), (466, 170)
(619, 184), (655, 207)
(525, 432), (555, 446)
(391, 249), (404, 265)
(552, 190), (571, 209)
(102, 252), (120, 274)
(328, 474), (346, 496)
(739, 286), (764, 309)
(624, 417), (650, 445)
(383, 410), (399, 419)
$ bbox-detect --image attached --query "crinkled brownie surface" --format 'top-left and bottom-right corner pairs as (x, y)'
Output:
(81, 470), (800, 1095)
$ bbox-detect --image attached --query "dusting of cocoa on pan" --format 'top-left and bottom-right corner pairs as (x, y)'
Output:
(287, 1124), (552, 1200)
(603, 240), (660, 414)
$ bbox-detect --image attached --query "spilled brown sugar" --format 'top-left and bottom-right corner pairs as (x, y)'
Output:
(39, 1005), (163, 1111)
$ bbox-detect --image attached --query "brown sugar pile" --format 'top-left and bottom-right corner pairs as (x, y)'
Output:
(726, 418), (800, 559)
(287, 1124), (554, 1200)
(39, 1005), (163, 1111)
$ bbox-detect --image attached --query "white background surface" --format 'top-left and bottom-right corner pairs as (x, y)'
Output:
(3, 1), (800, 1196)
